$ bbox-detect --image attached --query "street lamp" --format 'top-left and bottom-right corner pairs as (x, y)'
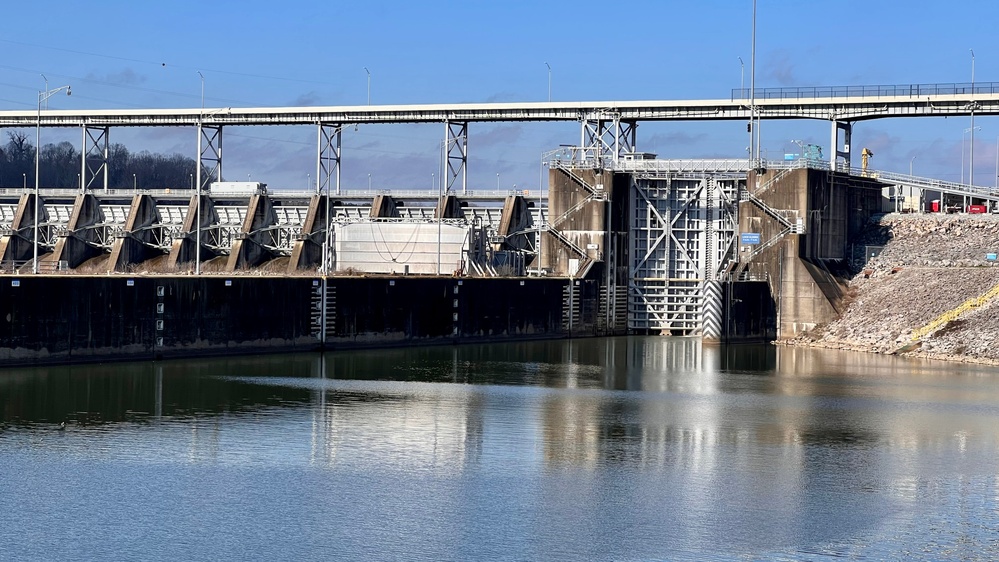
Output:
(962, 126), (980, 184)
(969, 48), (976, 186)
(364, 67), (371, 105)
(195, 71), (205, 275)
(197, 71), (205, 109)
(909, 155), (916, 176)
(496, 172), (499, 190)
(545, 62), (551, 102)
(367, 173), (371, 191)
(34, 83), (71, 274)
(749, 0), (759, 169)
(22, 173), (26, 190)
(738, 56), (744, 97)
(538, 159), (548, 276)
(133, 173), (137, 193)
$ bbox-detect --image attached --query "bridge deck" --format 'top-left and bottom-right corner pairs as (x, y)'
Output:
(2, 83), (999, 127)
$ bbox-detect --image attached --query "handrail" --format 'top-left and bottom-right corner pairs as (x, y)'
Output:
(731, 81), (999, 101)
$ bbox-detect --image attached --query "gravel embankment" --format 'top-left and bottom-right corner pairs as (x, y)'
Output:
(782, 213), (999, 364)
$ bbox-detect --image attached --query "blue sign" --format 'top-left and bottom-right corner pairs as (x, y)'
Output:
(741, 233), (761, 245)
(987, 253), (997, 261)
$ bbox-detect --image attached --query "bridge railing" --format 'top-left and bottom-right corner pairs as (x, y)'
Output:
(731, 82), (999, 101)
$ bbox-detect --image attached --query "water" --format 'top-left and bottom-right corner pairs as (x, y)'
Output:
(2, 337), (999, 560)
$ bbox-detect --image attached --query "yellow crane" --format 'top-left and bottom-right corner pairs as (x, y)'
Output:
(861, 147), (874, 174)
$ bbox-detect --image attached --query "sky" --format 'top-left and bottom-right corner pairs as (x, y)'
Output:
(2, 0), (999, 191)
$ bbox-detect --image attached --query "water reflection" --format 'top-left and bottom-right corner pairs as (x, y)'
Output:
(2, 338), (999, 559)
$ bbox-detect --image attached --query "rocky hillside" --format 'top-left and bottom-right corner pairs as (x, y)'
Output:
(783, 213), (999, 364)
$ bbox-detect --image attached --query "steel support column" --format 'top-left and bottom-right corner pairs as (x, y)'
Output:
(82, 125), (109, 192)
(830, 120), (852, 171)
(317, 123), (341, 196)
(581, 113), (637, 165)
(198, 123), (222, 191)
(444, 121), (467, 194)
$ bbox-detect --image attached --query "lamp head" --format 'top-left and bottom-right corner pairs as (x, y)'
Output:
(66, 87), (72, 96)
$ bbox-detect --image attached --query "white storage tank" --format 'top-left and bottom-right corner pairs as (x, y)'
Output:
(209, 181), (267, 195)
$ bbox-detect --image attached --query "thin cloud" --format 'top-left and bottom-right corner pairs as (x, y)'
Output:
(289, 91), (321, 106)
(474, 125), (523, 149)
(84, 68), (147, 86)
(645, 131), (709, 147)
(762, 50), (797, 87)
(484, 92), (518, 103)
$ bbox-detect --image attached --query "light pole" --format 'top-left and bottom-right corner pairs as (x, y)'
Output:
(538, 159), (548, 276)
(962, 126), (980, 184)
(22, 173), (26, 190)
(496, 172), (499, 190)
(133, 173), (137, 193)
(367, 173), (371, 191)
(749, 0), (758, 169)
(197, 71), (205, 110)
(545, 62), (551, 102)
(34, 83), (71, 274)
(738, 56), (744, 96)
(969, 49), (976, 187)
(364, 67), (371, 105)
(195, 71), (204, 275)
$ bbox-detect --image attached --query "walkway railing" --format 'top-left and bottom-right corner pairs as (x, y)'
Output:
(731, 82), (999, 101)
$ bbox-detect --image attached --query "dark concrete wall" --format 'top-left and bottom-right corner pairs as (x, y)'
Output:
(0, 275), (597, 367)
(740, 168), (886, 338)
(328, 277), (569, 346)
(723, 280), (777, 342)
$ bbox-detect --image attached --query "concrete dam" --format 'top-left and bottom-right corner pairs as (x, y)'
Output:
(0, 149), (936, 365)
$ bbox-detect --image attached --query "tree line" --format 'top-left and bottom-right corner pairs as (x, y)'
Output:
(0, 130), (214, 189)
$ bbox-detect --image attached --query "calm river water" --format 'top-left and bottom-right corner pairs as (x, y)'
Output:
(2, 337), (998, 560)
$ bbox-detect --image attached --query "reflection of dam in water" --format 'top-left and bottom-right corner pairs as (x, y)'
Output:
(4, 336), (999, 557)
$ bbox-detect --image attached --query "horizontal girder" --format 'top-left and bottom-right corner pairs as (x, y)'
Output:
(3, 88), (999, 128)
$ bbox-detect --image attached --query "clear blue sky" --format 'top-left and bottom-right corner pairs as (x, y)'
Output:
(2, 0), (998, 190)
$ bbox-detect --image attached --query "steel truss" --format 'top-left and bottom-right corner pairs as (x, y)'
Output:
(82, 126), (109, 191)
(445, 121), (467, 194)
(317, 123), (341, 196)
(197, 123), (222, 191)
(580, 112), (637, 164)
(628, 174), (740, 333)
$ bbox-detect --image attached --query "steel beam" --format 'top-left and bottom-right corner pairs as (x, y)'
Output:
(581, 113), (637, 165)
(198, 123), (222, 191)
(830, 121), (852, 170)
(445, 121), (467, 195)
(317, 123), (341, 196)
(81, 125), (109, 192)
(7, 86), (999, 129)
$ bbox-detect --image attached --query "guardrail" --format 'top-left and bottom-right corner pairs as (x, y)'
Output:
(731, 81), (999, 101)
